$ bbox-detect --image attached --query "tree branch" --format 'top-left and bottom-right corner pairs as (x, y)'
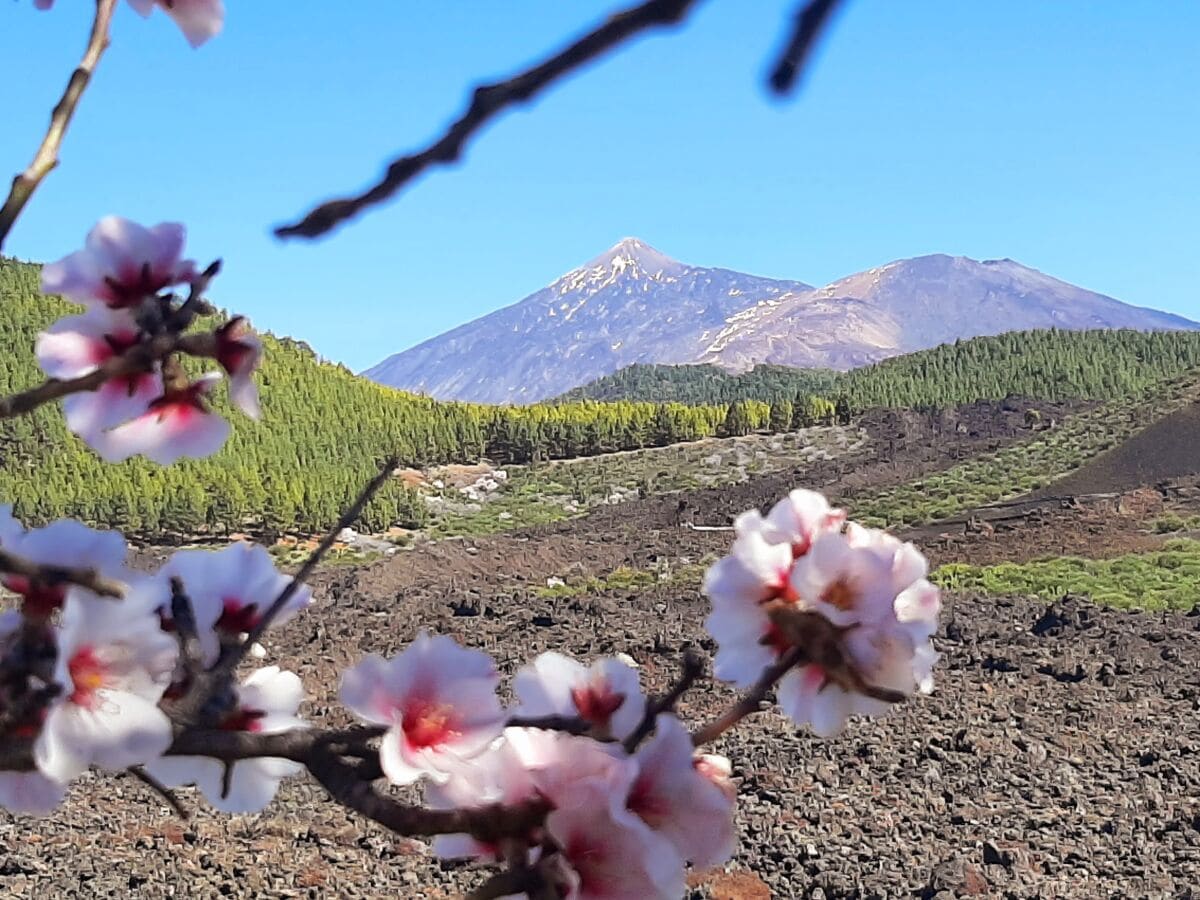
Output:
(0, 0), (119, 251)
(274, 0), (705, 240)
(691, 646), (802, 747)
(0, 546), (125, 599)
(215, 456), (398, 676)
(622, 649), (704, 752)
(767, 0), (845, 94)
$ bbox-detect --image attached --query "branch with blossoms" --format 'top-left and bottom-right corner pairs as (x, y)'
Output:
(0, 3), (950, 898)
(1, 480), (941, 898)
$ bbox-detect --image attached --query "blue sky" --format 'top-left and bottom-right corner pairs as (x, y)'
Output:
(3, 1), (1198, 371)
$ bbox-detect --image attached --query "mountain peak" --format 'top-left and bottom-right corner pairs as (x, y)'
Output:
(581, 237), (680, 275)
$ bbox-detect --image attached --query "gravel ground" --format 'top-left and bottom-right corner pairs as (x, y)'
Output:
(3, 551), (1199, 900)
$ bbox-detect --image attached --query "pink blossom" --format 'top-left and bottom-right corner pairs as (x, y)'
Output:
(340, 633), (505, 785)
(761, 488), (846, 555)
(628, 715), (735, 868)
(127, 0), (224, 47)
(514, 652), (645, 741)
(788, 530), (899, 628)
(160, 542), (309, 667)
(41, 217), (195, 310)
(36, 0), (222, 47)
(35, 308), (163, 440)
(544, 774), (686, 900)
(0, 519), (130, 618)
(426, 726), (561, 861)
(214, 316), (262, 419)
(146, 667), (306, 813)
(34, 591), (178, 781)
(96, 373), (230, 464)
(0, 505), (24, 546)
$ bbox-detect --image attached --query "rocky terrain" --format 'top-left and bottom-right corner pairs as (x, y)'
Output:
(364, 240), (1197, 402)
(4, 403), (1200, 898)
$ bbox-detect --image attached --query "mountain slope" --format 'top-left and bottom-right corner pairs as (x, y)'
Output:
(363, 238), (812, 403)
(367, 246), (1198, 401)
(701, 254), (1198, 371)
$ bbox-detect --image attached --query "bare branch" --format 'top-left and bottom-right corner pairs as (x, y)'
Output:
(127, 766), (189, 819)
(0, 0), (119, 251)
(622, 649), (704, 752)
(275, 0), (704, 240)
(0, 546), (125, 599)
(691, 646), (803, 747)
(306, 744), (550, 841)
(216, 457), (398, 676)
(768, 0), (845, 94)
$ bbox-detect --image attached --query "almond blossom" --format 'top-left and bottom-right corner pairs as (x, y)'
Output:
(513, 651), (645, 741)
(340, 633), (505, 785)
(146, 666), (306, 813)
(41, 217), (196, 310)
(35, 0), (223, 48)
(213, 316), (263, 419)
(0, 518), (130, 618)
(704, 490), (941, 737)
(627, 715), (735, 868)
(96, 372), (231, 464)
(543, 770), (686, 900)
(34, 308), (163, 440)
(34, 589), (178, 781)
(426, 726), (561, 861)
(160, 542), (310, 667)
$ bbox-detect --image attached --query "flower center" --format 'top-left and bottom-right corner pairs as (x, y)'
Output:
(2, 574), (66, 618)
(220, 707), (267, 732)
(570, 679), (625, 727)
(216, 597), (260, 634)
(68, 645), (109, 708)
(627, 776), (669, 826)
(821, 577), (859, 611)
(402, 701), (457, 749)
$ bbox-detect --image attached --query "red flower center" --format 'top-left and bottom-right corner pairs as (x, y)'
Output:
(2, 574), (66, 618)
(68, 645), (109, 708)
(821, 578), (858, 612)
(570, 679), (625, 728)
(220, 707), (266, 732)
(402, 700), (458, 749)
(216, 597), (260, 634)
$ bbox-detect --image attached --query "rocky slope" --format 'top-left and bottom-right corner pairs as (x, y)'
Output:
(365, 242), (1197, 402)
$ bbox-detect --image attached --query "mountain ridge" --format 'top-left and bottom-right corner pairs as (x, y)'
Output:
(365, 240), (1199, 402)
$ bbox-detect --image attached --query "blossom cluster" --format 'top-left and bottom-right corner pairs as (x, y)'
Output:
(36, 216), (262, 464)
(0, 507), (308, 816)
(341, 637), (735, 898)
(704, 489), (940, 737)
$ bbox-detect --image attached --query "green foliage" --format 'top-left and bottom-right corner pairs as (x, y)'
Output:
(851, 375), (1200, 527)
(932, 539), (1200, 610)
(560, 329), (1200, 409)
(0, 258), (804, 535)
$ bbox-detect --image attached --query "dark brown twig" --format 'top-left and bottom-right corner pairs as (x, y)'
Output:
(468, 868), (555, 900)
(216, 457), (398, 676)
(768, 0), (845, 93)
(306, 745), (550, 841)
(691, 646), (803, 747)
(127, 766), (189, 819)
(0, 546), (125, 599)
(0, 0), (119, 251)
(505, 714), (594, 736)
(622, 649), (704, 752)
(275, 0), (704, 240)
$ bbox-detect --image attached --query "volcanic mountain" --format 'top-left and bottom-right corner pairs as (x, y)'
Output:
(364, 240), (1197, 402)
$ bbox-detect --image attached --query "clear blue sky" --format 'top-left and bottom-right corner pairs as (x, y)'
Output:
(3, 1), (1198, 371)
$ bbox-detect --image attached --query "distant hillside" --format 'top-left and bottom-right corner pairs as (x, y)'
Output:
(365, 240), (1198, 402)
(561, 330), (1200, 410)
